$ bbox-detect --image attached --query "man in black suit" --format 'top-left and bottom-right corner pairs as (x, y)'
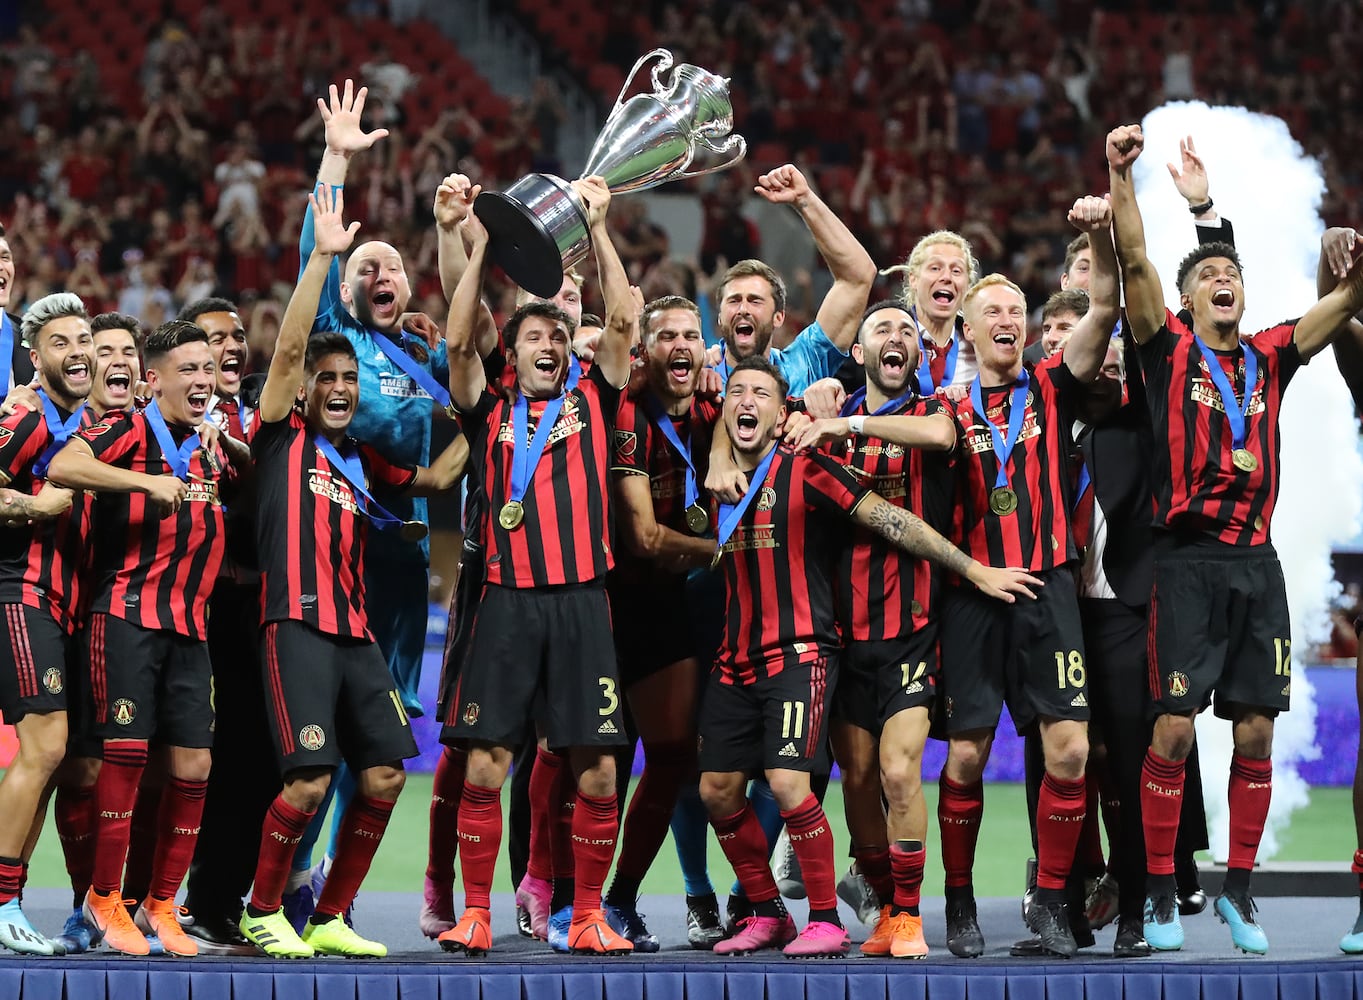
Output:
(0, 225), (37, 392)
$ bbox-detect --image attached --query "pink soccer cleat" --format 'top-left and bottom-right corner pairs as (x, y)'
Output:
(783, 920), (851, 958)
(515, 874), (552, 941)
(713, 914), (797, 955)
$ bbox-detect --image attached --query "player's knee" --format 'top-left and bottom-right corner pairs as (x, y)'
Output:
(764, 769), (812, 810)
(361, 764), (406, 802)
(1152, 714), (1195, 761)
(946, 737), (990, 782)
(283, 770), (333, 812)
(575, 754), (616, 798)
(880, 753), (921, 804)
(1041, 721), (1088, 778)
(698, 772), (744, 816)
(18, 713), (68, 774)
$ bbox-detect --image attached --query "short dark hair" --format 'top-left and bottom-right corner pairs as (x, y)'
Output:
(305, 331), (357, 371)
(177, 297), (240, 324)
(640, 295), (701, 340)
(717, 259), (786, 315)
(858, 299), (913, 344)
(578, 312), (604, 330)
(144, 319), (209, 365)
(504, 301), (575, 354)
(91, 312), (144, 347)
(1042, 288), (1090, 323)
(729, 354), (789, 400)
(1062, 233), (1091, 277)
(1175, 241), (1243, 295)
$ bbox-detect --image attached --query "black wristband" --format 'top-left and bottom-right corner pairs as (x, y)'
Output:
(1188, 198), (1213, 215)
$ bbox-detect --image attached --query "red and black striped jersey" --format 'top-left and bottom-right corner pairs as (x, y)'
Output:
(459, 364), (621, 588)
(943, 354), (1081, 572)
(0, 405), (92, 632)
(714, 446), (871, 685)
(610, 391), (718, 587)
(831, 394), (953, 641)
(253, 410), (417, 639)
(1138, 309), (1300, 547)
(77, 409), (230, 639)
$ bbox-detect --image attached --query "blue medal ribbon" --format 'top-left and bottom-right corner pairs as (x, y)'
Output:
(373, 332), (451, 409)
(144, 400), (204, 481)
(839, 386), (918, 418)
(970, 371), (1030, 491)
(642, 393), (699, 511)
(914, 307), (959, 395)
(312, 433), (410, 533)
(0, 313), (12, 395)
(1192, 335), (1258, 454)
(715, 443), (779, 553)
(507, 357), (583, 507)
(32, 389), (86, 481)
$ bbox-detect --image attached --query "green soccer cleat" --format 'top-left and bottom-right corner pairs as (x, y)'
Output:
(302, 916), (387, 958)
(239, 908), (314, 959)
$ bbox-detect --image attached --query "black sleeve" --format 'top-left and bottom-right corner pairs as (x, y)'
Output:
(1196, 217), (1235, 248)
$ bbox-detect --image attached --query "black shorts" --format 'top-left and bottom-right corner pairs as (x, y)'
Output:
(86, 613), (214, 747)
(1148, 547), (1291, 719)
(442, 583), (627, 751)
(437, 540), (483, 727)
(833, 628), (938, 735)
(0, 603), (70, 724)
(698, 657), (837, 774)
(937, 567), (1089, 736)
(608, 574), (696, 688)
(261, 620), (419, 774)
(65, 623), (101, 760)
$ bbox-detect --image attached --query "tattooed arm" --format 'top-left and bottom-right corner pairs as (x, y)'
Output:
(0, 484), (75, 525)
(852, 493), (1041, 602)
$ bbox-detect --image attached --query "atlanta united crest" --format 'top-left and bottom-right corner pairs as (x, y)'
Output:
(112, 698), (136, 725)
(463, 702), (480, 726)
(42, 667), (62, 694)
(1167, 671), (1190, 698)
(298, 725), (326, 751)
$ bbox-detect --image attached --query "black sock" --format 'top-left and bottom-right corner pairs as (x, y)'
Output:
(550, 877), (573, 913)
(1148, 873), (1177, 898)
(808, 907), (841, 927)
(605, 874), (641, 907)
(1221, 867), (1251, 897)
(245, 903), (269, 919)
(310, 912), (337, 925)
(753, 897), (784, 919)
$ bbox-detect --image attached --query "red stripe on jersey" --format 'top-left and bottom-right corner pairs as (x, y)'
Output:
(465, 365), (621, 588)
(263, 624), (295, 756)
(715, 448), (871, 684)
(1146, 584), (1160, 700)
(1139, 310), (1300, 546)
(944, 356), (1077, 572)
(804, 657), (828, 759)
(89, 614), (108, 724)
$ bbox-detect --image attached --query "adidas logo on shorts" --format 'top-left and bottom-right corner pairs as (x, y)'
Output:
(904, 681), (924, 695)
(1070, 692), (1087, 707)
(598, 719), (619, 735)
(778, 742), (799, 758)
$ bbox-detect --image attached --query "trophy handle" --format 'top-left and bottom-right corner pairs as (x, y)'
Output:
(612, 48), (674, 117)
(675, 134), (748, 180)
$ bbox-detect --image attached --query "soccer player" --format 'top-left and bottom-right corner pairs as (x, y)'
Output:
(933, 195), (1120, 961)
(439, 176), (635, 956)
(885, 231), (981, 392)
(783, 298), (956, 958)
(1107, 122), (1363, 955)
(0, 293), (90, 954)
(47, 319), (238, 957)
(236, 185), (465, 959)
(699, 355), (1038, 958)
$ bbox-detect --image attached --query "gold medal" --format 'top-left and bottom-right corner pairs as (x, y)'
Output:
(989, 486), (1018, 516)
(685, 503), (709, 535)
(1232, 448), (1258, 473)
(399, 520), (429, 542)
(445, 403), (460, 420)
(709, 548), (723, 571)
(499, 500), (525, 530)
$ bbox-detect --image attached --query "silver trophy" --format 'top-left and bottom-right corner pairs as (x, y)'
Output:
(474, 49), (746, 298)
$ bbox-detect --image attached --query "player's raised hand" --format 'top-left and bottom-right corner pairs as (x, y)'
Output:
(319, 79), (389, 157)
(1106, 124), (1144, 173)
(1067, 194), (1113, 234)
(309, 184), (361, 256)
(1323, 227), (1360, 282)
(1166, 135), (1209, 206)
(572, 176), (612, 229)
(755, 164), (812, 206)
(434, 173), (481, 231)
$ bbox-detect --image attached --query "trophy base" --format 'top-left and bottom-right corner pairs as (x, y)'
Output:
(474, 179), (589, 300)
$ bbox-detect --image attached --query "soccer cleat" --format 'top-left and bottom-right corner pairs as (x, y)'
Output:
(782, 919), (850, 958)
(1085, 872), (1120, 929)
(419, 877), (456, 939)
(944, 890), (984, 958)
(773, 829), (805, 899)
(302, 916), (387, 958)
(1214, 891), (1268, 955)
(836, 863), (881, 926)
(889, 912), (929, 959)
(1024, 899), (1077, 959)
(438, 907), (492, 956)
(180, 910), (255, 956)
(1176, 857), (1206, 915)
(1021, 857), (1037, 924)
(239, 908), (314, 959)
(516, 904), (533, 938)
(0, 898), (55, 955)
(1340, 908), (1363, 954)
(568, 909), (634, 955)
(858, 904), (895, 956)
(281, 879), (316, 934)
(84, 889), (150, 956)
(714, 914), (797, 955)
(515, 874), (551, 941)
(1142, 892), (1184, 951)
(547, 905), (573, 953)
(605, 900), (659, 952)
(685, 893), (725, 950)
(1113, 915), (1152, 958)
(134, 897), (199, 957)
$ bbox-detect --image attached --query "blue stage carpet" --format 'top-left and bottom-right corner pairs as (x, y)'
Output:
(5, 890), (1363, 998)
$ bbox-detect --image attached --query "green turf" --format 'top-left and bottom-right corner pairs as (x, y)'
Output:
(16, 777), (1357, 898)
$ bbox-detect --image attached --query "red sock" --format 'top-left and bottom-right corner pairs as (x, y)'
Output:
(249, 796), (315, 913)
(1036, 773), (1086, 890)
(426, 746), (466, 885)
(0, 858), (21, 906)
(782, 795), (837, 911)
(852, 844), (893, 902)
(1076, 771), (1105, 872)
(550, 766), (576, 880)
(147, 777), (208, 902)
(613, 747), (689, 882)
(712, 803), (779, 903)
(937, 775), (983, 889)
(1352, 849), (1363, 893)
(316, 795), (395, 918)
(570, 791), (618, 915)
(1140, 750), (1185, 877)
(889, 842), (926, 910)
(91, 741), (148, 896)
(122, 778), (162, 903)
(55, 783), (97, 908)
(526, 747), (562, 883)
(457, 782), (502, 910)
(1226, 753), (1272, 873)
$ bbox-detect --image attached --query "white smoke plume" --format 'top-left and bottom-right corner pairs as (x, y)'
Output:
(1133, 101), (1362, 859)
